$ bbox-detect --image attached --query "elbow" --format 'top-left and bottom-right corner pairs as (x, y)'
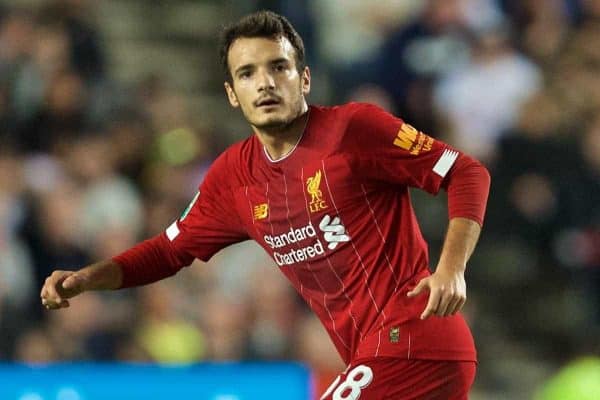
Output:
(478, 160), (491, 194)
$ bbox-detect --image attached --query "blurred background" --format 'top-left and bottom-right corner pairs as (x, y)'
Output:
(0, 0), (598, 399)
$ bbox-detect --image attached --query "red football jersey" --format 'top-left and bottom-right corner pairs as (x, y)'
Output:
(124, 103), (487, 364)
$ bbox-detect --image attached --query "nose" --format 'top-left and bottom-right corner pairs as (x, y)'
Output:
(257, 69), (275, 92)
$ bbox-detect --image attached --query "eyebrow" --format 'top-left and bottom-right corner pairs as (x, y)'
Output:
(270, 58), (290, 65)
(234, 64), (254, 76)
(233, 58), (291, 76)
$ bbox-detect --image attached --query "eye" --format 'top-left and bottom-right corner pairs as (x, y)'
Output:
(274, 63), (287, 72)
(239, 70), (252, 79)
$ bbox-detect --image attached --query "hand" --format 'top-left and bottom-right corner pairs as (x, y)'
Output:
(40, 270), (88, 310)
(406, 268), (467, 320)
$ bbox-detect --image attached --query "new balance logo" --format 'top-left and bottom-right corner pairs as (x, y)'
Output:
(319, 214), (350, 250)
(253, 203), (269, 220)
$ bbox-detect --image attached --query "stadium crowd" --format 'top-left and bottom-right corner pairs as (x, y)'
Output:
(0, 0), (598, 398)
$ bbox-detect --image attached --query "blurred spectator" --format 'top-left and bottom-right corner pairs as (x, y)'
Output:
(434, 22), (542, 162)
(0, 150), (35, 359)
(135, 282), (206, 363)
(0, 9), (34, 67)
(295, 314), (344, 397)
(372, 0), (471, 133)
(345, 84), (396, 113)
(488, 92), (575, 251)
(552, 115), (600, 324)
(247, 264), (300, 360)
(14, 328), (60, 363)
(22, 177), (90, 288)
(12, 20), (72, 124)
(105, 111), (152, 181)
(534, 357), (600, 400)
(0, 224), (34, 309)
(17, 69), (88, 153)
(199, 290), (251, 361)
(312, 0), (419, 73)
(38, 0), (106, 82)
(0, 9), (34, 142)
(62, 133), (144, 259)
(41, 291), (128, 360)
(500, 0), (573, 64)
(582, 0), (600, 16)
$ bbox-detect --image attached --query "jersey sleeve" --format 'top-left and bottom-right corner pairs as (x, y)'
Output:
(345, 103), (456, 194)
(113, 153), (250, 288)
(164, 153), (250, 262)
(344, 103), (490, 225)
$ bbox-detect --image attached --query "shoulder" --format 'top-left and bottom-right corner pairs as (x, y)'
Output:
(331, 102), (404, 134)
(334, 102), (406, 153)
(203, 135), (257, 191)
(347, 102), (400, 122)
(310, 102), (398, 138)
(310, 102), (381, 120)
(318, 102), (402, 126)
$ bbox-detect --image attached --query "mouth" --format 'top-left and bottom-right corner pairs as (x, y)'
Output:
(255, 97), (281, 108)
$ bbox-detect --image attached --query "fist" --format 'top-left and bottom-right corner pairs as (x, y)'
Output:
(40, 270), (86, 310)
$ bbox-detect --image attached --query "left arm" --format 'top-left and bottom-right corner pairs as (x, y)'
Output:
(407, 153), (491, 319)
(344, 103), (491, 319)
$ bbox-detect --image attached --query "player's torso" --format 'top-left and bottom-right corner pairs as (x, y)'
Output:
(221, 104), (478, 363)
(229, 106), (408, 296)
(235, 152), (368, 290)
(226, 106), (433, 358)
(233, 109), (359, 277)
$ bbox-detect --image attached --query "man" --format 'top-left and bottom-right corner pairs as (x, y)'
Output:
(41, 11), (490, 399)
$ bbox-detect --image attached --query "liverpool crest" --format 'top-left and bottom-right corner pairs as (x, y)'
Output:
(307, 170), (328, 213)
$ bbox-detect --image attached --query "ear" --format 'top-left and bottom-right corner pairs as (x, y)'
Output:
(301, 66), (311, 96)
(224, 81), (239, 107)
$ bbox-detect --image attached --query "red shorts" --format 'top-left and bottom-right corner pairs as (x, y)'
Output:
(319, 357), (476, 400)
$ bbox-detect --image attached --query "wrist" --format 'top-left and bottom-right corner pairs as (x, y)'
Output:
(436, 261), (466, 274)
(80, 261), (123, 291)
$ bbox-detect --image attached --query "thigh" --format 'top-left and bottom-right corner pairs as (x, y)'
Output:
(387, 359), (476, 400)
(319, 358), (476, 400)
(319, 361), (390, 400)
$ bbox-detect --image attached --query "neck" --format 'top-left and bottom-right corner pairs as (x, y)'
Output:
(254, 102), (309, 161)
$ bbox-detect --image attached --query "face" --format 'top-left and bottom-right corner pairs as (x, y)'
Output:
(224, 36), (310, 131)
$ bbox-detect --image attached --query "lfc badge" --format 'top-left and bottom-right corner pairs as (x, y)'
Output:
(306, 170), (328, 213)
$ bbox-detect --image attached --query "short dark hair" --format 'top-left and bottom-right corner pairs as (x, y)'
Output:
(219, 10), (305, 81)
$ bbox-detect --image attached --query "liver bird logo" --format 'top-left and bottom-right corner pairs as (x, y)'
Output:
(306, 170), (328, 213)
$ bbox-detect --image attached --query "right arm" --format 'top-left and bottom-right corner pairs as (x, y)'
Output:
(41, 152), (249, 310)
(40, 232), (194, 310)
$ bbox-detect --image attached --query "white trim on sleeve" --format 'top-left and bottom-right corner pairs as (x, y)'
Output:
(166, 221), (180, 241)
(433, 149), (459, 177)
